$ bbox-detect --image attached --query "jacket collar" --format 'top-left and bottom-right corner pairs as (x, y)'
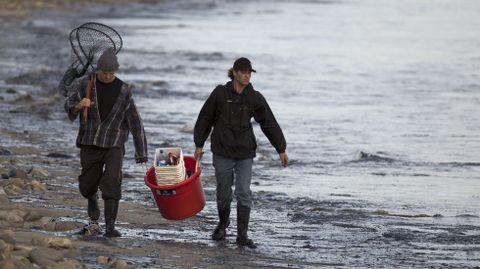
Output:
(226, 81), (252, 95)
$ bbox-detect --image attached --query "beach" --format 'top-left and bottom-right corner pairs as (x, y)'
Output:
(1, 0), (480, 268)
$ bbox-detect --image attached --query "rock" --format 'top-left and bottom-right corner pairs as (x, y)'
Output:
(8, 158), (23, 165)
(0, 191), (9, 200)
(46, 153), (72, 159)
(24, 211), (42, 222)
(28, 167), (50, 179)
(45, 237), (72, 249)
(62, 248), (81, 259)
(11, 255), (35, 269)
(0, 239), (9, 252)
(0, 230), (17, 244)
(96, 256), (110, 264)
(109, 259), (128, 269)
(9, 178), (26, 189)
(11, 248), (30, 260)
(179, 121), (195, 133)
(13, 94), (34, 104)
(8, 169), (27, 180)
(1, 173), (9, 179)
(29, 246), (64, 267)
(30, 180), (46, 192)
(39, 217), (54, 226)
(29, 257), (56, 268)
(0, 148), (12, 156)
(54, 221), (80, 232)
(12, 244), (34, 252)
(52, 260), (85, 269)
(43, 221), (57, 231)
(0, 211), (24, 223)
(0, 220), (10, 229)
(3, 184), (26, 196)
(10, 209), (27, 220)
(0, 240), (13, 260)
(39, 217), (56, 231)
(0, 259), (15, 269)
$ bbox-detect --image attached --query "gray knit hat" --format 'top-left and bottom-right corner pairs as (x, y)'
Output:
(97, 48), (119, 72)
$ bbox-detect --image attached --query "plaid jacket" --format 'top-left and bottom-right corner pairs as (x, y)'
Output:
(64, 76), (148, 163)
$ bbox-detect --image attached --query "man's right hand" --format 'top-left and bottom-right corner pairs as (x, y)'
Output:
(194, 147), (204, 161)
(73, 98), (92, 113)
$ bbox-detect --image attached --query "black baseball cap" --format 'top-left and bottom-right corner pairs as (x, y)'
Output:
(233, 57), (256, 72)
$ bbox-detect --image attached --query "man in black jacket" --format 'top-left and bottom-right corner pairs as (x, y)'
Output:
(194, 57), (288, 248)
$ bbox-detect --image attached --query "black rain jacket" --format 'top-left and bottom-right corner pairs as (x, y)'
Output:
(194, 81), (286, 159)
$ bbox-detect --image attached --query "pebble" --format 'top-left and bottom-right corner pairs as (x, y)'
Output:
(179, 120), (195, 133)
(110, 259), (129, 269)
(0, 148), (13, 155)
(0, 259), (15, 269)
(52, 260), (86, 269)
(46, 153), (72, 159)
(8, 168), (27, 180)
(29, 246), (64, 267)
(30, 179), (46, 191)
(45, 237), (73, 249)
(28, 167), (50, 179)
(0, 210), (24, 223)
(96, 256), (111, 264)
(0, 230), (17, 244)
(4, 184), (26, 196)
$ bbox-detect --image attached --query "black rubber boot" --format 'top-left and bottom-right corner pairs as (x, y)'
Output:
(236, 206), (256, 248)
(77, 195), (102, 236)
(87, 194), (100, 221)
(212, 206), (230, 241)
(104, 199), (121, 238)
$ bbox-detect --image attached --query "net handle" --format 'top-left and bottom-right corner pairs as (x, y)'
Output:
(82, 74), (95, 124)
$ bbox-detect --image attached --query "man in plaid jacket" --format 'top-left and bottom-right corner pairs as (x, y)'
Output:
(63, 48), (148, 237)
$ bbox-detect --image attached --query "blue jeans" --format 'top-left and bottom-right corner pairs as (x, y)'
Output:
(212, 154), (253, 209)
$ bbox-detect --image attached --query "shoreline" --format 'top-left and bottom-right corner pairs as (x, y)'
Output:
(0, 119), (295, 268)
(0, 1), (307, 268)
(0, 0), (133, 17)
(1, 0), (479, 268)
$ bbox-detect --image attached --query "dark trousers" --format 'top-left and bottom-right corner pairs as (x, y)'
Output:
(79, 145), (123, 201)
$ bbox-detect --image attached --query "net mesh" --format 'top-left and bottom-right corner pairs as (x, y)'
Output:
(61, 22), (122, 94)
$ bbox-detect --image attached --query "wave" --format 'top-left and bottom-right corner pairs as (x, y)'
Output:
(177, 51), (225, 62)
(440, 162), (480, 167)
(349, 151), (480, 168)
(352, 151), (399, 163)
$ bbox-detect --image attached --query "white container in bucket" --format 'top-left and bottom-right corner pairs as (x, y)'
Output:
(153, 148), (186, 186)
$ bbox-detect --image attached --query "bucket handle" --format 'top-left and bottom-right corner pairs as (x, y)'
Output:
(195, 152), (202, 173)
(195, 160), (200, 173)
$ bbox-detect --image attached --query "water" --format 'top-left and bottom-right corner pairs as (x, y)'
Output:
(101, 1), (480, 266)
(1, 0), (480, 267)
(98, 0), (480, 213)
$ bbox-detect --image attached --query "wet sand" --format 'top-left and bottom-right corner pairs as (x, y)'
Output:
(0, 2), (321, 269)
(0, 143), (292, 269)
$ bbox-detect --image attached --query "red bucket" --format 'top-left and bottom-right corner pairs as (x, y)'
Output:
(144, 156), (205, 220)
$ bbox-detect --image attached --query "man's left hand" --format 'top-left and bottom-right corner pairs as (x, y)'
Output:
(279, 152), (288, 167)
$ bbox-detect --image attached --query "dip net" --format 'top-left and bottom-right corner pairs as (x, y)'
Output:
(61, 22), (122, 95)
